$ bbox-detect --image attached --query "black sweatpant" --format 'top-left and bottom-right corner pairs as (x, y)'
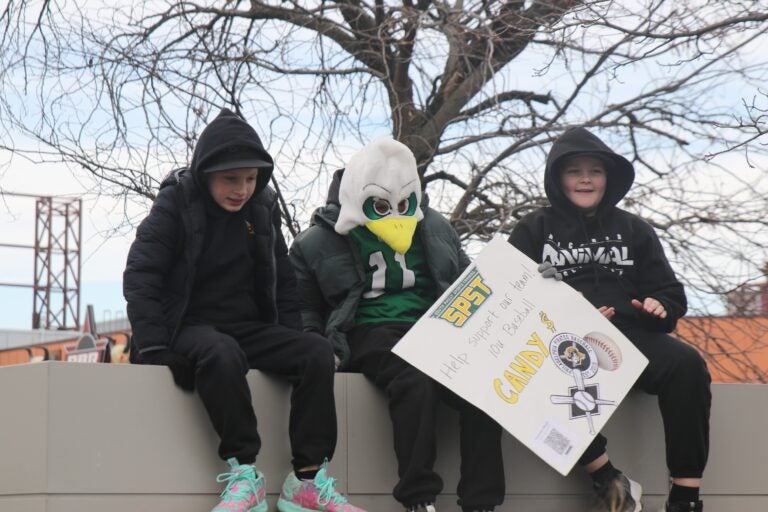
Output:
(578, 327), (711, 478)
(347, 322), (505, 511)
(172, 321), (337, 469)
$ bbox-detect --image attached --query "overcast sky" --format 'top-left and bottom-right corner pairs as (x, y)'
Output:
(0, 154), (140, 330)
(2, 1), (766, 330)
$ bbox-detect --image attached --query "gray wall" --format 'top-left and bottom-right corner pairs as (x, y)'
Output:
(0, 362), (764, 511)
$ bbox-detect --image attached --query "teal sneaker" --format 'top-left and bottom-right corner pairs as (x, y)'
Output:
(212, 458), (268, 512)
(276, 461), (366, 512)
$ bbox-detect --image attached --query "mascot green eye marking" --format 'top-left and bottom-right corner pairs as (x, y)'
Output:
(397, 192), (418, 216)
(363, 197), (392, 220)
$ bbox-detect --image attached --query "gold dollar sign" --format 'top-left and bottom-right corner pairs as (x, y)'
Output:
(539, 311), (555, 332)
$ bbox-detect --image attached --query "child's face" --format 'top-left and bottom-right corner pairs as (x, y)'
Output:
(207, 168), (259, 212)
(559, 155), (607, 215)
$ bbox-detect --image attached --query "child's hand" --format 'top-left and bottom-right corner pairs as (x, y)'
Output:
(631, 297), (667, 319)
(537, 261), (562, 281)
(139, 349), (196, 391)
(598, 306), (615, 319)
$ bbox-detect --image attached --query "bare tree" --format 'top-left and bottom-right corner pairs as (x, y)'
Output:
(1, 1), (768, 379)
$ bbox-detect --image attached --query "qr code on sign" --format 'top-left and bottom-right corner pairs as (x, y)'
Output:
(541, 425), (573, 456)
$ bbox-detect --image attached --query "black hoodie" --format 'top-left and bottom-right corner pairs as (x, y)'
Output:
(508, 127), (686, 333)
(124, 109), (300, 354)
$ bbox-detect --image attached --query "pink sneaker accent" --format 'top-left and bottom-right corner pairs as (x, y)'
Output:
(277, 461), (366, 511)
(212, 458), (267, 512)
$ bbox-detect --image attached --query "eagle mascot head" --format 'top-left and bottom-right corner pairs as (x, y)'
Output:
(335, 137), (423, 254)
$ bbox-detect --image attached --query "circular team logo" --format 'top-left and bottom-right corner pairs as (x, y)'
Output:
(550, 332), (598, 379)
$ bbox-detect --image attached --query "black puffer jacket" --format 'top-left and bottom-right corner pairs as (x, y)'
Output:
(123, 109), (301, 354)
(509, 127), (687, 333)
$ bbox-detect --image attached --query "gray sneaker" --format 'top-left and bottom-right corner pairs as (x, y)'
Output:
(405, 504), (436, 512)
(593, 472), (642, 512)
(663, 501), (702, 512)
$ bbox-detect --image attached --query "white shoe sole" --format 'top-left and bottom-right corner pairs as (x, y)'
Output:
(629, 477), (643, 512)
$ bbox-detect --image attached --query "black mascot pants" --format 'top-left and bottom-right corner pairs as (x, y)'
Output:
(173, 321), (337, 470)
(347, 322), (505, 511)
(578, 327), (711, 478)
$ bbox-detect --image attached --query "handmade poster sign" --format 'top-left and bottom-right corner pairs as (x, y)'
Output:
(392, 236), (648, 475)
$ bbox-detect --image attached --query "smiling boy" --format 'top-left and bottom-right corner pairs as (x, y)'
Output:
(123, 108), (365, 512)
(559, 154), (607, 213)
(508, 127), (711, 512)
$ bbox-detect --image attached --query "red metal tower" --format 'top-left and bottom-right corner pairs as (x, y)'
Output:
(0, 193), (82, 330)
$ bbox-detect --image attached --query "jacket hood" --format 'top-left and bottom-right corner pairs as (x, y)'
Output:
(306, 169), (343, 229)
(190, 108), (274, 196)
(326, 168), (343, 206)
(544, 127), (634, 216)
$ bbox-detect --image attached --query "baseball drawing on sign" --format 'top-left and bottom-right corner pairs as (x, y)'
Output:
(583, 331), (623, 371)
(548, 332), (618, 435)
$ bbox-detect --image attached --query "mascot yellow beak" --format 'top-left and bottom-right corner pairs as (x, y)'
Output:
(365, 217), (418, 254)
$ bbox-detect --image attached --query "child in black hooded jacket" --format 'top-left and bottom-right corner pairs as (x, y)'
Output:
(123, 108), (365, 512)
(509, 127), (711, 512)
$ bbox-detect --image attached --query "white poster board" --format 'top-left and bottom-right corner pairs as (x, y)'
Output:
(392, 236), (648, 475)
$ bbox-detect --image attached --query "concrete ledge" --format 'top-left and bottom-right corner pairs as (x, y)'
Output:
(0, 362), (766, 511)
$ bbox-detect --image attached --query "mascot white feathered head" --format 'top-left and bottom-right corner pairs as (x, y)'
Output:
(335, 137), (424, 254)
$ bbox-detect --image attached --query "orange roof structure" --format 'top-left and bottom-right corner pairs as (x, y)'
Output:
(0, 309), (131, 367)
(676, 316), (768, 384)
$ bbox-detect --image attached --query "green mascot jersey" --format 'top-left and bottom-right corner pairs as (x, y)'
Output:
(349, 225), (436, 324)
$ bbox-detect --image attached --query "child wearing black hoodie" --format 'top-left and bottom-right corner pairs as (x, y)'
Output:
(123, 109), (365, 512)
(508, 127), (711, 512)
